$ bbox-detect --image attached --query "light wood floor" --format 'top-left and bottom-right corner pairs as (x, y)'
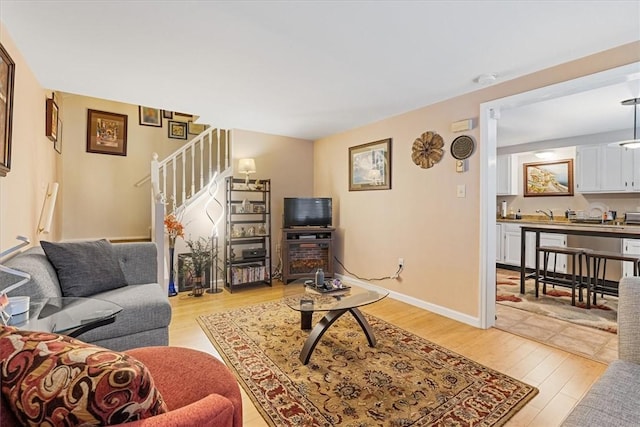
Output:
(168, 281), (607, 427)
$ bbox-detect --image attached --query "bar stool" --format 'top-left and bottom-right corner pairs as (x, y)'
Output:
(536, 246), (590, 307)
(586, 250), (640, 306)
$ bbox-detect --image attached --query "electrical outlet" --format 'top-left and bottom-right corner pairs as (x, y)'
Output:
(398, 258), (404, 268)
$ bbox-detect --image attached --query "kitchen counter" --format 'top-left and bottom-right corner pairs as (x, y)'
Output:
(497, 218), (640, 232)
(516, 222), (640, 294)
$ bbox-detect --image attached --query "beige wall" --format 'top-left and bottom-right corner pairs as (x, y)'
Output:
(231, 129), (314, 255)
(314, 42), (640, 322)
(59, 93), (197, 241)
(0, 24), (59, 253)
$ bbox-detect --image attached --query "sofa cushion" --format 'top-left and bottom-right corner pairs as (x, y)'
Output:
(561, 359), (640, 426)
(1, 248), (63, 299)
(75, 283), (172, 347)
(41, 239), (127, 297)
(0, 326), (168, 426)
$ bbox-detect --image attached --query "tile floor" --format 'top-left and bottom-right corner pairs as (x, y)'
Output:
(495, 303), (617, 364)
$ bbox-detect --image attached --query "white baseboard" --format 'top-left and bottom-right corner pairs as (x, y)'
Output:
(336, 274), (482, 328)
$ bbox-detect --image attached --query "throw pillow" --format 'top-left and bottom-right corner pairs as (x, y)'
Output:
(41, 239), (127, 297)
(0, 326), (168, 426)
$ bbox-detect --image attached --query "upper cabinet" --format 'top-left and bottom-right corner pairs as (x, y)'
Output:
(497, 154), (518, 196)
(576, 144), (639, 193)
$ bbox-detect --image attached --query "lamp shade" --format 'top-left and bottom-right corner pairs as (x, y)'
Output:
(238, 158), (256, 174)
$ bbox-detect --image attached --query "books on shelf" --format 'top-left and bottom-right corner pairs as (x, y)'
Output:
(231, 265), (268, 285)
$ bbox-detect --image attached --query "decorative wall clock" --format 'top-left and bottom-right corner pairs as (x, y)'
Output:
(411, 131), (444, 169)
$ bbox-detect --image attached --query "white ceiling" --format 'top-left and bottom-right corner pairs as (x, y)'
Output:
(1, 1), (639, 141)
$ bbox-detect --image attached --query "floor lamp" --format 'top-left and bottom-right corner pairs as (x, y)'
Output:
(205, 173), (223, 294)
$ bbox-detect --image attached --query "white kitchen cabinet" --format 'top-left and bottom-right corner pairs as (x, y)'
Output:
(502, 223), (522, 266)
(497, 154), (518, 196)
(500, 222), (566, 272)
(496, 224), (503, 263)
(622, 238), (640, 278)
(576, 144), (637, 193)
(575, 145), (600, 192)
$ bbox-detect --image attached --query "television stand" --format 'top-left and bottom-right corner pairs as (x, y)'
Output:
(282, 227), (334, 284)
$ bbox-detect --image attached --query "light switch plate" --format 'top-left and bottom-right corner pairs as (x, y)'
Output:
(457, 184), (466, 198)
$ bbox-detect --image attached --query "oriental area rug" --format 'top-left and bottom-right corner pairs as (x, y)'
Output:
(496, 269), (617, 334)
(198, 301), (538, 426)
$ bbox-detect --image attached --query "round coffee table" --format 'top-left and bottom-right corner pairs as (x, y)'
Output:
(283, 278), (389, 364)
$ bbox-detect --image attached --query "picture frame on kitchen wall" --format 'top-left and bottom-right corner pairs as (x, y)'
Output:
(86, 109), (128, 156)
(0, 42), (15, 177)
(139, 106), (162, 127)
(523, 159), (574, 197)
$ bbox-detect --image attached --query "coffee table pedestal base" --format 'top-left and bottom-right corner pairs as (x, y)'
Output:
(299, 307), (375, 365)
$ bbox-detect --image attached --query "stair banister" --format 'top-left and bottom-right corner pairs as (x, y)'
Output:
(150, 127), (232, 295)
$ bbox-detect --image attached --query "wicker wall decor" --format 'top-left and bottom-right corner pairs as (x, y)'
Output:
(411, 131), (444, 169)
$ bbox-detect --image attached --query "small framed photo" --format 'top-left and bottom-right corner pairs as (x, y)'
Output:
(45, 97), (59, 142)
(524, 159), (574, 197)
(168, 120), (188, 140)
(139, 106), (162, 127)
(188, 121), (207, 135)
(253, 204), (265, 213)
(86, 109), (128, 156)
(162, 110), (173, 119)
(349, 138), (392, 191)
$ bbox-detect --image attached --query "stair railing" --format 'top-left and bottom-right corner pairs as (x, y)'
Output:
(150, 127), (231, 292)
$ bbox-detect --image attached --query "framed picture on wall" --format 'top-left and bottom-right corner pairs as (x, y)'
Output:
(0, 42), (15, 177)
(349, 138), (392, 191)
(139, 106), (162, 127)
(86, 109), (128, 156)
(54, 118), (62, 154)
(523, 159), (574, 197)
(188, 121), (207, 135)
(162, 110), (174, 119)
(168, 120), (188, 140)
(45, 97), (59, 142)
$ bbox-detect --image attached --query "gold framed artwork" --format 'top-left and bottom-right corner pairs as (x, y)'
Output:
(168, 120), (188, 140)
(524, 159), (574, 197)
(86, 109), (128, 156)
(139, 106), (162, 127)
(0, 42), (15, 177)
(45, 97), (59, 142)
(349, 138), (392, 191)
(188, 121), (207, 135)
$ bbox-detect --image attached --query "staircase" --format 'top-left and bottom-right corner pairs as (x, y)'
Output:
(149, 127), (233, 291)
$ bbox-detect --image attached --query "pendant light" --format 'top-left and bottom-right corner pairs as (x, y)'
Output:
(620, 98), (640, 149)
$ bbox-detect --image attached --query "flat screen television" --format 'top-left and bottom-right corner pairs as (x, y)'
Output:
(283, 197), (332, 228)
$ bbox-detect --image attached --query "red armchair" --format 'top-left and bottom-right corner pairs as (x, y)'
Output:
(1, 346), (242, 427)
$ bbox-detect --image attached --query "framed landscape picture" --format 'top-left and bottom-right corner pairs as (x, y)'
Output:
(188, 121), (207, 135)
(168, 120), (188, 140)
(139, 106), (162, 127)
(349, 138), (392, 191)
(86, 109), (128, 156)
(0, 42), (15, 177)
(524, 159), (574, 197)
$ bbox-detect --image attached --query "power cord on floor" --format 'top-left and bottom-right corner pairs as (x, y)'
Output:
(333, 256), (403, 281)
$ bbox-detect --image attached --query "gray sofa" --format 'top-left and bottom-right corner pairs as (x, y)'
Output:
(562, 276), (640, 426)
(1, 242), (171, 351)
